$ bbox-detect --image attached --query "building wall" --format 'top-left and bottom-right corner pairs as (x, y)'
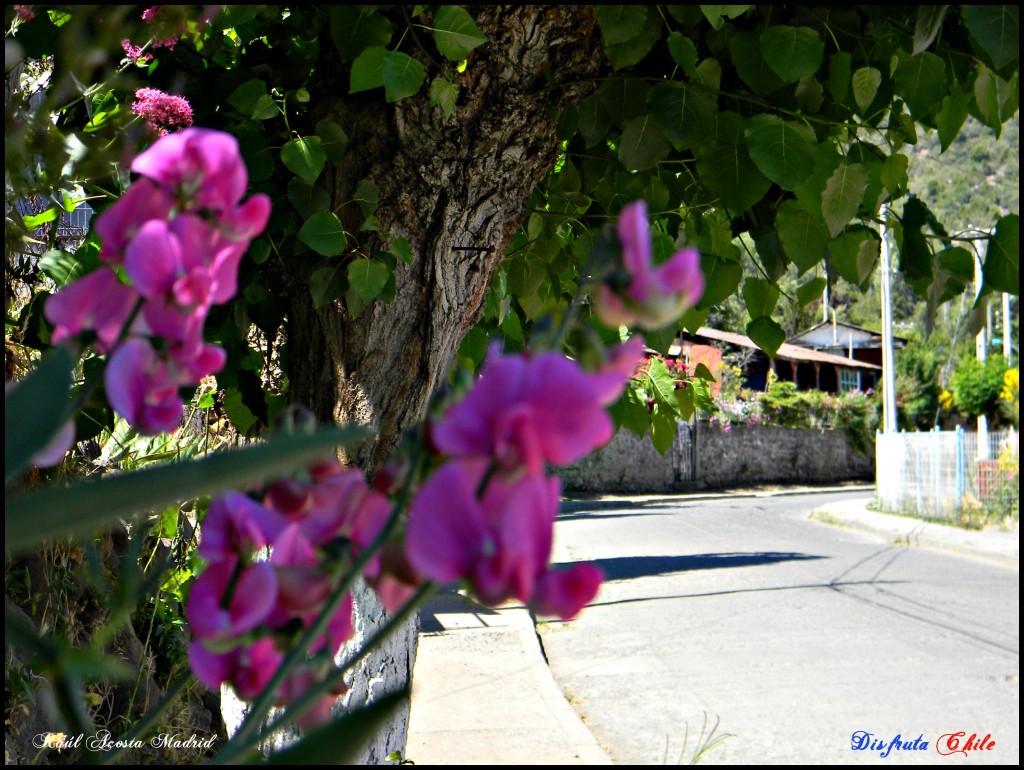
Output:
(560, 422), (874, 493)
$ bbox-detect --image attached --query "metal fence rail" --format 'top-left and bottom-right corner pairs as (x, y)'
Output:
(876, 428), (1019, 522)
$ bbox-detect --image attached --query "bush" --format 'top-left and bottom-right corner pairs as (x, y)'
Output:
(950, 355), (1009, 422)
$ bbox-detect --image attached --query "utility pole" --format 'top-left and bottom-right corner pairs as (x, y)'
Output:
(879, 204), (898, 435)
(1003, 292), (1012, 362)
(968, 225), (990, 460)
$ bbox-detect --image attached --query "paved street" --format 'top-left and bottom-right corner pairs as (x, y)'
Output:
(538, 492), (1019, 765)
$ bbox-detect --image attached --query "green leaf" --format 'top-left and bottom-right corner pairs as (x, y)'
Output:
(744, 115), (817, 191)
(222, 387), (258, 435)
(618, 116), (670, 171)
(647, 357), (678, 407)
(851, 67), (881, 114)
(22, 207), (59, 229)
(267, 689), (411, 765)
(829, 227), (880, 289)
(729, 31), (784, 96)
(759, 25), (824, 84)
(250, 93), (279, 121)
(650, 408), (677, 456)
(309, 265), (347, 309)
(746, 316), (786, 359)
(680, 307), (709, 334)
(880, 153), (909, 196)
(913, 6), (949, 55)
(330, 6), (392, 62)
(935, 87), (971, 152)
(577, 94), (610, 148)
(5, 424), (367, 565)
(696, 254), (743, 309)
(281, 137), (326, 184)
(827, 52), (852, 105)
(598, 78), (650, 128)
(227, 78), (267, 114)
(983, 213), (1019, 293)
(602, 10), (661, 70)
(596, 6), (648, 45)
(796, 276), (827, 306)
(382, 51), (426, 102)
(5, 347), (75, 485)
(972, 65), (1003, 134)
(742, 277), (780, 319)
(349, 46), (389, 94)
(621, 387), (651, 438)
(962, 5), (1019, 71)
(390, 237), (413, 264)
(429, 76), (459, 119)
(39, 247), (98, 287)
(693, 363), (717, 382)
(775, 199), (830, 274)
(347, 259), (390, 302)
(354, 179), (379, 218)
(432, 6), (488, 61)
(795, 76), (824, 113)
(316, 119), (350, 164)
(647, 82), (715, 151)
(692, 377), (715, 413)
(700, 5), (752, 30)
(299, 212), (347, 257)
(896, 197), (934, 290)
(237, 128), (274, 181)
(695, 141), (770, 216)
(666, 31), (697, 76)
(676, 384), (695, 421)
(821, 162), (869, 237)
(287, 179), (331, 219)
(249, 239), (271, 265)
(893, 51), (946, 121)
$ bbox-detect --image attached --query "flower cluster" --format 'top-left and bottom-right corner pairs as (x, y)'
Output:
(404, 337), (645, 620)
(45, 128), (270, 435)
(121, 39), (153, 65)
(13, 5), (35, 22)
(132, 87), (193, 135)
(593, 200), (704, 331)
(187, 458), (399, 728)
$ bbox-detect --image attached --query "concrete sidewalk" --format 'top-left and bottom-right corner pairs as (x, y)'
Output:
(405, 488), (1018, 764)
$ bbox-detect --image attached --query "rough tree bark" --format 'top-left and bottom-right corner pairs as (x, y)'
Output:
(287, 5), (604, 467)
(277, 7), (605, 760)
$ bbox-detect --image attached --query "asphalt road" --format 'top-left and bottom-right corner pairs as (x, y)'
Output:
(538, 492), (1020, 765)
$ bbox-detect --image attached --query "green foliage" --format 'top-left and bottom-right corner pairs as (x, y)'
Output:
(950, 354), (1010, 420)
(895, 340), (944, 430)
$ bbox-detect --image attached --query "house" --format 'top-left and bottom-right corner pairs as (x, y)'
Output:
(787, 320), (906, 370)
(674, 326), (883, 394)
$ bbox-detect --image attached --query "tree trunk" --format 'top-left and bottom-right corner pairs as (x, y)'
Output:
(279, 7), (603, 761)
(287, 5), (604, 467)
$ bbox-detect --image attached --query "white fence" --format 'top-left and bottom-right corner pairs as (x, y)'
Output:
(876, 428), (1019, 521)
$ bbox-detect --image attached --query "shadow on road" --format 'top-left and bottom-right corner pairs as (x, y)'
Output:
(562, 551), (826, 582)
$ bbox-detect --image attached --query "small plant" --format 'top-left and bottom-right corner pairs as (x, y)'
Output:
(666, 712), (733, 765)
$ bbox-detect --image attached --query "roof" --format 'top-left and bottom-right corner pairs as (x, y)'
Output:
(683, 327), (882, 370)
(788, 320), (907, 349)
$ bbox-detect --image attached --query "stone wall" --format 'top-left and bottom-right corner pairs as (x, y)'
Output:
(560, 422), (874, 493)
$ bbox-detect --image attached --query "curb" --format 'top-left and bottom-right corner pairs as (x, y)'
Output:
(809, 498), (1019, 569)
(560, 484), (876, 513)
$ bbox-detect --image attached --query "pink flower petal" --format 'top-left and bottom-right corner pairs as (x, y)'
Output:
(405, 460), (489, 584)
(530, 563), (604, 620)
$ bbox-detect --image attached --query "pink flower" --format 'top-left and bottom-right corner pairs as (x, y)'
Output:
(530, 563), (604, 620)
(121, 39), (152, 64)
(186, 558), (278, 642)
(433, 345), (615, 472)
(132, 128), (250, 212)
(199, 491), (287, 562)
(132, 88), (193, 136)
(593, 200), (704, 330)
(588, 336), (646, 406)
(94, 178), (175, 264)
(189, 637), (282, 699)
(405, 459), (559, 607)
(104, 338), (183, 435)
(45, 267), (140, 353)
(12, 6), (35, 22)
